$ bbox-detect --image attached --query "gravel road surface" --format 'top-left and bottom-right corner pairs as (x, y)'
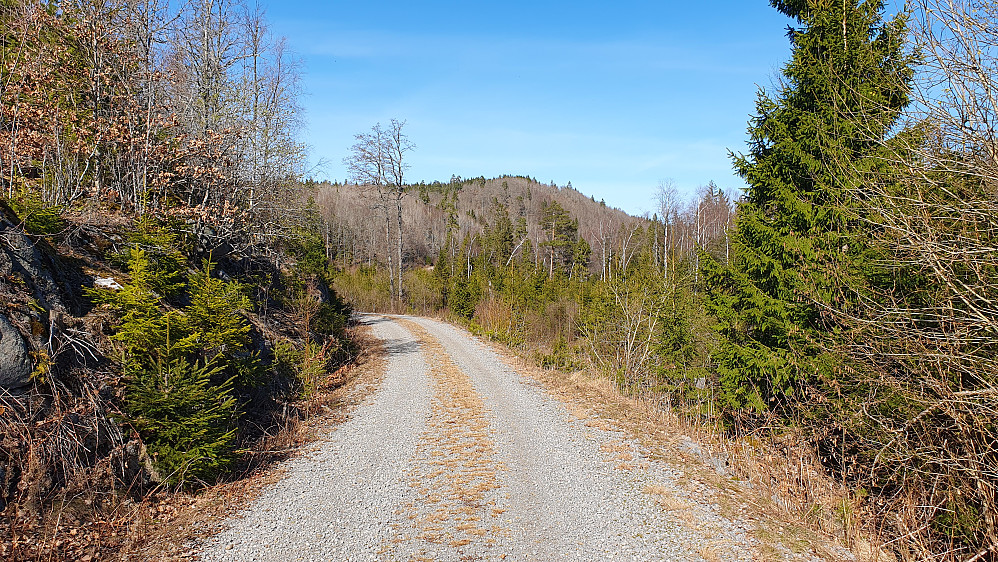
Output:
(198, 314), (762, 561)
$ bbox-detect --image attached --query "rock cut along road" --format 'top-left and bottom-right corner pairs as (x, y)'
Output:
(198, 315), (759, 561)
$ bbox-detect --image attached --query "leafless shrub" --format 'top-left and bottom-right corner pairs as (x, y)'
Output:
(822, 1), (998, 557)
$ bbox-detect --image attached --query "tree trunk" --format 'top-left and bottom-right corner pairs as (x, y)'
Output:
(396, 193), (404, 304)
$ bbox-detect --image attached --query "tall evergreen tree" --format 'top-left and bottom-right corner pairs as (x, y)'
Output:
(485, 200), (515, 270)
(703, 0), (911, 413)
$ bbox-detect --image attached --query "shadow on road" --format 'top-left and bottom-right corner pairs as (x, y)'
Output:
(355, 314), (420, 356)
(379, 339), (419, 356)
(355, 313), (392, 325)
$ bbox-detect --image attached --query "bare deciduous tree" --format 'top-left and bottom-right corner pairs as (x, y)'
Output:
(655, 179), (680, 275)
(834, 1), (998, 555)
(343, 119), (413, 307)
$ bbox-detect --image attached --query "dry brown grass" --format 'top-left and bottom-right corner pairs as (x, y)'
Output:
(387, 319), (508, 558)
(699, 539), (732, 562)
(600, 441), (632, 454)
(644, 485), (689, 512)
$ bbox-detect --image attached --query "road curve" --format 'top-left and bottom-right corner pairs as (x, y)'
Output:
(198, 314), (757, 561)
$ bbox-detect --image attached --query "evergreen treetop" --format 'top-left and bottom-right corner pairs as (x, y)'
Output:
(704, 0), (912, 412)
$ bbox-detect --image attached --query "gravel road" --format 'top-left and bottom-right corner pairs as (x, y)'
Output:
(197, 314), (762, 561)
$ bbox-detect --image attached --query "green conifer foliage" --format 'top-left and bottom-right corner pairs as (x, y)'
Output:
(450, 279), (476, 319)
(90, 248), (195, 357)
(703, 0), (911, 413)
(571, 237), (591, 280)
(123, 339), (237, 485)
(539, 200), (579, 277)
(186, 261), (251, 361)
(186, 261), (263, 388)
(8, 191), (66, 235)
(91, 248), (242, 485)
(123, 217), (188, 298)
(484, 201), (514, 271)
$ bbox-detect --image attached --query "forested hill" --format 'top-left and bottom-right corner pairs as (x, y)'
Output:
(314, 175), (733, 278)
(315, 175), (637, 270)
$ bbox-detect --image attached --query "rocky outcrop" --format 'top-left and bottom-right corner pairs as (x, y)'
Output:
(0, 202), (68, 392)
(0, 203), (66, 312)
(0, 314), (31, 390)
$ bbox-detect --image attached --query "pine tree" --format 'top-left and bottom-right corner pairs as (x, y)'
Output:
(703, 0), (911, 412)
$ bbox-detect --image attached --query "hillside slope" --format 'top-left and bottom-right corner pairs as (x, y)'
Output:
(314, 175), (645, 271)
(0, 200), (354, 561)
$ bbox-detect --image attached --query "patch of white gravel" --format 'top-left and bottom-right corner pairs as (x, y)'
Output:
(198, 315), (431, 561)
(196, 314), (804, 561)
(408, 316), (758, 561)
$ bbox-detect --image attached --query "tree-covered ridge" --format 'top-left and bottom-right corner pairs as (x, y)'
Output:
(327, 171), (735, 400)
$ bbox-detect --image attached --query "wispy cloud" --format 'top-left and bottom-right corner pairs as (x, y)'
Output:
(300, 27), (775, 76)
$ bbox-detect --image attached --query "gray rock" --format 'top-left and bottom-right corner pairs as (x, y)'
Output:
(0, 314), (31, 390)
(678, 435), (703, 456)
(0, 217), (65, 312)
(707, 454), (731, 477)
(680, 435), (730, 476)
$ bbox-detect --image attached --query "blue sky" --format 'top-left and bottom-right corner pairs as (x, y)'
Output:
(263, 1), (896, 216)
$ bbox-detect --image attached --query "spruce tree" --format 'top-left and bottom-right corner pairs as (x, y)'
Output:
(571, 237), (591, 280)
(703, 0), (911, 413)
(485, 201), (514, 271)
(91, 249), (240, 485)
(186, 261), (251, 362)
(123, 340), (238, 485)
(539, 201), (578, 277)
